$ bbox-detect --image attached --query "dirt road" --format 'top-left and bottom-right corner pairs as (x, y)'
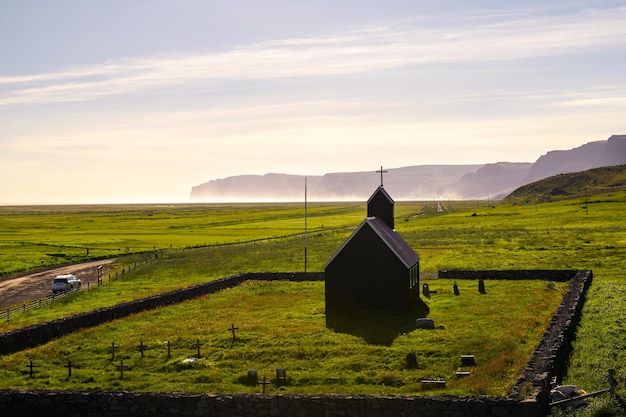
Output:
(0, 259), (116, 310)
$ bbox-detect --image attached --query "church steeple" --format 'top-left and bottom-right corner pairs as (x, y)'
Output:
(367, 186), (394, 229)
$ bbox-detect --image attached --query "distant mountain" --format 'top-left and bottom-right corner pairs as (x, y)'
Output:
(524, 135), (626, 183)
(190, 135), (626, 201)
(453, 162), (533, 199)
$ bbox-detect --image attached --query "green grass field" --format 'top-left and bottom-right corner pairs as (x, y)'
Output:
(0, 279), (566, 396)
(0, 193), (625, 413)
(0, 202), (364, 276)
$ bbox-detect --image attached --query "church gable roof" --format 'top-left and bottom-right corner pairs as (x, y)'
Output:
(367, 186), (394, 205)
(366, 217), (420, 268)
(324, 216), (420, 269)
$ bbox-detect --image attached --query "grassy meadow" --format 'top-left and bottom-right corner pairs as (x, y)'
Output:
(0, 202), (364, 277)
(0, 193), (625, 408)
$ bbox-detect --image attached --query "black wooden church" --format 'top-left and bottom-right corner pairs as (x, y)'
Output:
(324, 183), (420, 312)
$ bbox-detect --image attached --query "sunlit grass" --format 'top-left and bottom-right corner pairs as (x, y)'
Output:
(1, 194), (625, 405)
(0, 279), (567, 396)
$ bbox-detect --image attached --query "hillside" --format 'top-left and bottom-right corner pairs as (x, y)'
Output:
(190, 135), (626, 201)
(501, 164), (626, 204)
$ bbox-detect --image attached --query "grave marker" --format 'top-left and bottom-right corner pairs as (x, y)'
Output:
(416, 318), (435, 329)
(229, 323), (239, 347)
(422, 283), (430, 297)
(406, 353), (418, 369)
(421, 380), (446, 389)
(276, 368), (287, 385)
(461, 355), (476, 366)
(64, 360), (74, 377)
(608, 369), (616, 395)
(109, 342), (119, 361)
(453, 283), (460, 296)
(478, 279), (486, 294)
(194, 339), (203, 357)
(26, 359), (38, 378)
(246, 370), (259, 386)
(138, 341), (146, 358)
(116, 359), (129, 380)
(259, 376), (271, 393)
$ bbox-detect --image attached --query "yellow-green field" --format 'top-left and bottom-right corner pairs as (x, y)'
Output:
(0, 194), (625, 414)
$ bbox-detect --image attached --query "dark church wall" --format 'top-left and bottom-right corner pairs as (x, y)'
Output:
(325, 224), (413, 312)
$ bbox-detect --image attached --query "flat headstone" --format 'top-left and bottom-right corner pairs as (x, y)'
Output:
(415, 318), (435, 329)
(421, 380), (446, 389)
(461, 355), (476, 366)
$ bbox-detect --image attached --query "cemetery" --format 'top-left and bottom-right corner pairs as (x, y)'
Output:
(0, 269), (591, 416)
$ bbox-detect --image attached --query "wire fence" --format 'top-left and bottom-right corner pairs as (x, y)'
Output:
(2, 254), (159, 322)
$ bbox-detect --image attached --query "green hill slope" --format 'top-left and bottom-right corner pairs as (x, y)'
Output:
(502, 164), (626, 204)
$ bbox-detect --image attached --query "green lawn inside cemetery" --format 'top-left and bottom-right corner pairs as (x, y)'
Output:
(0, 192), (625, 402)
(0, 278), (567, 396)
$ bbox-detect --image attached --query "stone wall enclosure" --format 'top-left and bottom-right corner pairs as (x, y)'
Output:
(0, 269), (592, 417)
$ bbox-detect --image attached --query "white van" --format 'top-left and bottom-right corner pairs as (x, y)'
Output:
(51, 274), (81, 294)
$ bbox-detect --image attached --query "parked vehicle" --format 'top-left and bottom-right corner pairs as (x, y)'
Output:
(51, 274), (81, 294)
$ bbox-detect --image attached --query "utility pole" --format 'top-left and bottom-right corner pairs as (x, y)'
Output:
(304, 176), (308, 272)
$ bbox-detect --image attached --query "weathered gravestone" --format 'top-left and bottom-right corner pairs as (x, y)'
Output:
(246, 370), (259, 386)
(406, 353), (418, 369)
(461, 355), (476, 366)
(276, 368), (287, 384)
(416, 318), (435, 329)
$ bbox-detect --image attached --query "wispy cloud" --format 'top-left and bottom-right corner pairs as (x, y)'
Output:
(1, 6), (625, 106)
(548, 86), (626, 108)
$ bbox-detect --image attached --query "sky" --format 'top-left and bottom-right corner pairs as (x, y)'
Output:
(1, 1), (625, 204)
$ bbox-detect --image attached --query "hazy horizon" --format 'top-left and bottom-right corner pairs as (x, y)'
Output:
(2, 1), (625, 204)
